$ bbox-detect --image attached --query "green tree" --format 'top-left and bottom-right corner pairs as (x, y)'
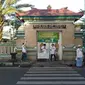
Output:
(0, 0), (33, 40)
(0, 0), (17, 40)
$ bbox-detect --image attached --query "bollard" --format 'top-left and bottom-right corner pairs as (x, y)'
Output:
(10, 53), (17, 66)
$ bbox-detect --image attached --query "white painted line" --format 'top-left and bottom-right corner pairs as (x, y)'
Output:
(16, 81), (85, 84)
(24, 73), (81, 76)
(29, 69), (74, 71)
(21, 76), (85, 80)
(26, 71), (77, 73)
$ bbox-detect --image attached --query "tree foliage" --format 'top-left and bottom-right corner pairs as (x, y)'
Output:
(0, 0), (33, 26)
(0, 0), (33, 40)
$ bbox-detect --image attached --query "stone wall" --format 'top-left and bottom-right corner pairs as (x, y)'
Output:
(16, 21), (81, 60)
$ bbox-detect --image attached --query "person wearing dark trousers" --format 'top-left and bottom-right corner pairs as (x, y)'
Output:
(50, 44), (56, 61)
(21, 43), (27, 61)
(50, 54), (56, 61)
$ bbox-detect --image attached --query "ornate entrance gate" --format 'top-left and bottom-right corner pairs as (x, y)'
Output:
(37, 31), (59, 60)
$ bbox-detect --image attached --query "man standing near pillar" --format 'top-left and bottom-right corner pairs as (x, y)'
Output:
(50, 44), (56, 61)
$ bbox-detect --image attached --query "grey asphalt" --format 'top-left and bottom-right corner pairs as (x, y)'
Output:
(16, 62), (85, 85)
(0, 61), (85, 85)
(0, 67), (28, 85)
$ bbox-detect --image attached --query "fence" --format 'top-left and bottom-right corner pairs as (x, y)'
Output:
(0, 42), (15, 61)
(63, 48), (76, 60)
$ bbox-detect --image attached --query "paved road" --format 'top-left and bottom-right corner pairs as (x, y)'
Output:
(0, 61), (85, 85)
(16, 66), (85, 85)
(0, 67), (28, 85)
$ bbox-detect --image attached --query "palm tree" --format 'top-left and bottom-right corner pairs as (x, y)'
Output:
(0, 0), (33, 41)
(0, 0), (17, 41)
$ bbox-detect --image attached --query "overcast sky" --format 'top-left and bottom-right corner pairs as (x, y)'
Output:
(17, 0), (84, 12)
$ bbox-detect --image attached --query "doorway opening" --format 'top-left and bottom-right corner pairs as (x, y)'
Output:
(37, 31), (60, 60)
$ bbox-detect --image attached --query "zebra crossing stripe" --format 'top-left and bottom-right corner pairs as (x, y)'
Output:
(29, 67), (73, 71)
(21, 76), (85, 80)
(24, 73), (81, 76)
(16, 81), (85, 84)
(16, 67), (85, 85)
(26, 71), (77, 73)
(29, 68), (74, 71)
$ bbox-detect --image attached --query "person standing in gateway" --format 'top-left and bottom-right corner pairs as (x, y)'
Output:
(41, 44), (47, 53)
(50, 44), (56, 61)
(21, 43), (27, 61)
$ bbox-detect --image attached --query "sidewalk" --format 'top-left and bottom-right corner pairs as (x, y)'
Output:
(32, 60), (75, 67)
(0, 60), (36, 67)
(18, 60), (36, 67)
(61, 60), (75, 66)
(0, 59), (83, 67)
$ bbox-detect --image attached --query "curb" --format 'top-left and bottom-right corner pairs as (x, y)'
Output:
(18, 60), (36, 68)
(0, 60), (36, 67)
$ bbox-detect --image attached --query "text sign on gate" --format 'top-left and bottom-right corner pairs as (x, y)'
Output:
(38, 32), (59, 43)
(33, 24), (66, 29)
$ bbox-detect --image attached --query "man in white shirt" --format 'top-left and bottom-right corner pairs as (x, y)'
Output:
(76, 45), (83, 58)
(41, 44), (47, 53)
(76, 45), (83, 67)
(50, 44), (56, 61)
(21, 43), (27, 61)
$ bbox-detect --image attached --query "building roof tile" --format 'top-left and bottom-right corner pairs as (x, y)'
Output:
(16, 7), (83, 16)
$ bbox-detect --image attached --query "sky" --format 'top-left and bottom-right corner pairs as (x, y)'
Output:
(16, 0), (85, 12)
